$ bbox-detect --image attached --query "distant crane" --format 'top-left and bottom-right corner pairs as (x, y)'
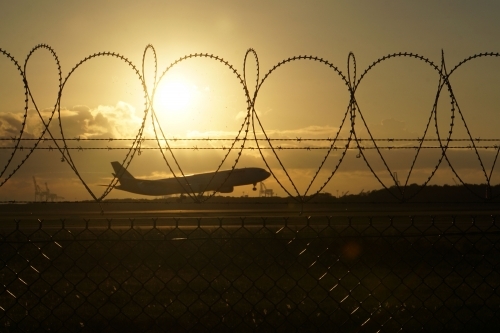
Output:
(44, 182), (64, 202)
(33, 177), (63, 202)
(33, 177), (45, 201)
(259, 182), (274, 197)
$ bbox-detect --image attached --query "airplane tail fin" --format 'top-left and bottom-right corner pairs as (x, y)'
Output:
(111, 161), (136, 186)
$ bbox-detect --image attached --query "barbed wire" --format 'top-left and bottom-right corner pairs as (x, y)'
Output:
(3, 137), (500, 141)
(2, 45), (500, 202)
(4, 146), (500, 151)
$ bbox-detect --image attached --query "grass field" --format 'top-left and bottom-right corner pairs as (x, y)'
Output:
(1, 215), (499, 332)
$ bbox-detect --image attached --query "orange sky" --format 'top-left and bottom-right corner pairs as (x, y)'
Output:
(1, 1), (500, 201)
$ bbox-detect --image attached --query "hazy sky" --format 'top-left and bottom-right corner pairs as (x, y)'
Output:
(1, 1), (500, 201)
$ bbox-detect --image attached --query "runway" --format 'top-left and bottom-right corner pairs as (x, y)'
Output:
(2, 200), (500, 220)
(1, 201), (499, 234)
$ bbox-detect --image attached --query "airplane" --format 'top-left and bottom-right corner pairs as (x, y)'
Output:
(109, 161), (271, 196)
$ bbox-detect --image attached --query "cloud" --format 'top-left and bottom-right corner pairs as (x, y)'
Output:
(0, 101), (145, 140)
(55, 102), (144, 140)
(0, 112), (26, 144)
(235, 108), (272, 121)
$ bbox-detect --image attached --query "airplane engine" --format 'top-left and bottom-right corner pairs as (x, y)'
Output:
(218, 186), (234, 193)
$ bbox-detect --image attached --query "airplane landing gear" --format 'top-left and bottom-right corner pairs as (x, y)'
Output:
(252, 183), (257, 191)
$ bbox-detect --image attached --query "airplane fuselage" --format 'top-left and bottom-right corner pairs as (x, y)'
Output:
(113, 165), (270, 196)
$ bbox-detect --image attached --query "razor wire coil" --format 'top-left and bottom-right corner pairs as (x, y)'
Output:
(2, 45), (500, 202)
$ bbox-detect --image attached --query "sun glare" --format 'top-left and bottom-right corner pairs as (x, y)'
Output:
(154, 78), (195, 115)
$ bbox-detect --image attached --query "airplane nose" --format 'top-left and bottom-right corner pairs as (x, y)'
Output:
(263, 170), (271, 179)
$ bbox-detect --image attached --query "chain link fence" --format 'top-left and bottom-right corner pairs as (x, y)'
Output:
(1, 214), (499, 332)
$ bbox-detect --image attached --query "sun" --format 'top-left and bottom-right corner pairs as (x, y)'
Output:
(154, 77), (195, 115)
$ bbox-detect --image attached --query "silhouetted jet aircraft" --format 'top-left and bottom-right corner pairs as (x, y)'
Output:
(109, 161), (270, 196)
